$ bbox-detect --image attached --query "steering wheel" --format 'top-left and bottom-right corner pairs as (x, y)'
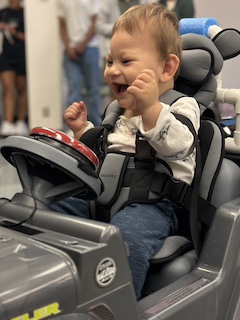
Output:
(1, 127), (103, 207)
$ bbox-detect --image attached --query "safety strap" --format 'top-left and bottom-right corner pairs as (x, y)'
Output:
(174, 113), (202, 256)
(80, 126), (111, 165)
(181, 117), (226, 256)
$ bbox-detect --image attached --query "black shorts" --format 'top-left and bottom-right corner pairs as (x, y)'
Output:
(0, 55), (26, 76)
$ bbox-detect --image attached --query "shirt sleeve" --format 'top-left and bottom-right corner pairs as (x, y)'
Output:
(57, 0), (64, 18)
(97, 0), (120, 37)
(139, 97), (200, 160)
(91, 0), (100, 16)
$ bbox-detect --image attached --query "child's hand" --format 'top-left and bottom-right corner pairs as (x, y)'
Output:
(64, 101), (88, 139)
(127, 69), (160, 113)
(127, 69), (162, 131)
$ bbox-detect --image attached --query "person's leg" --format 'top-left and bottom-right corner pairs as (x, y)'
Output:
(14, 73), (28, 135)
(50, 197), (91, 219)
(64, 52), (83, 107)
(16, 75), (27, 121)
(15, 58), (27, 122)
(81, 47), (101, 126)
(0, 70), (17, 135)
(0, 70), (16, 123)
(110, 201), (177, 300)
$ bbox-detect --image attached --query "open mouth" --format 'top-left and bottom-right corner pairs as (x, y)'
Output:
(115, 83), (129, 93)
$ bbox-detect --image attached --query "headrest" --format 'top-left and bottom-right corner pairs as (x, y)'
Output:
(181, 34), (223, 81)
(212, 29), (240, 60)
(179, 17), (219, 37)
(176, 18), (240, 110)
(180, 17), (240, 61)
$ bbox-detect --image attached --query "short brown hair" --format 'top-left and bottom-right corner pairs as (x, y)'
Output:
(112, 4), (182, 62)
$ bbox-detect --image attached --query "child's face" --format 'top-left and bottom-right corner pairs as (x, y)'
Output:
(104, 29), (165, 112)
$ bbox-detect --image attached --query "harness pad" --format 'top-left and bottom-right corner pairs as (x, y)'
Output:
(97, 153), (129, 207)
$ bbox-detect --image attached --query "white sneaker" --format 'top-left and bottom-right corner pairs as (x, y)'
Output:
(15, 120), (29, 136)
(0, 121), (16, 136)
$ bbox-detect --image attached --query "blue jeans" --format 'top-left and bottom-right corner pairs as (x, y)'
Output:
(51, 198), (177, 300)
(64, 47), (101, 126)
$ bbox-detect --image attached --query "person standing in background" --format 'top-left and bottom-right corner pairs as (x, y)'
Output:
(0, 0), (28, 136)
(119, 0), (159, 14)
(97, 0), (121, 67)
(97, 0), (121, 102)
(118, 0), (139, 14)
(158, 0), (195, 20)
(58, 0), (102, 127)
(139, 0), (159, 3)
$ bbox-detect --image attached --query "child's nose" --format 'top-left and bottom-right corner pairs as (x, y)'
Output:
(109, 64), (121, 77)
(110, 70), (122, 82)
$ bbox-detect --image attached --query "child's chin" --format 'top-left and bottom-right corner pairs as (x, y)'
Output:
(118, 97), (134, 109)
(118, 103), (130, 111)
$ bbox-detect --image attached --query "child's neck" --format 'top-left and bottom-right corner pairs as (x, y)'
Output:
(123, 109), (139, 118)
(159, 80), (174, 96)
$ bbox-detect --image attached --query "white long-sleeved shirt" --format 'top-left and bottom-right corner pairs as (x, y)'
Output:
(106, 97), (200, 184)
(96, 0), (121, 64)
(58, 0), (100, 48)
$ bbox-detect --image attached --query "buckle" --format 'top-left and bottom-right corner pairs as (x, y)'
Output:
(135, 132), (156, 163)
(163, 176), (190, 208)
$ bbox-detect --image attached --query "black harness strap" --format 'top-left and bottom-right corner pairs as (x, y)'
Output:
(128, 132), (157, 200)
(174, 113), (202, 256)
(135, 132), (156, 162)
(80, 126), (112, 165)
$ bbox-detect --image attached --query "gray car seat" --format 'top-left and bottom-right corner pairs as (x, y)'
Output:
(142, 19), (240, 296)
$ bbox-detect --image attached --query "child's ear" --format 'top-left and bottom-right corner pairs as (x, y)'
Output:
(159, 54), (180, 83)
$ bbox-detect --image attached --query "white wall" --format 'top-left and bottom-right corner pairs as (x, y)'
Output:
(24, 0), (62, 130)
(0, 0), (7, 9)
(194, 0), (240, 89)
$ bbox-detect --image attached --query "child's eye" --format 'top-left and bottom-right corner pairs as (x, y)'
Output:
(122, 60), (131, 64)
(106, 59), (113, 66)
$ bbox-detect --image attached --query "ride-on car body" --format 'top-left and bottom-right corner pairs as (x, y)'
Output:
(0, 18), (240, 320)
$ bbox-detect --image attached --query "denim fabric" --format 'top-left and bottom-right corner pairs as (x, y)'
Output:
(50, 198), (177, 300)
(51, 197), (90, 218)
(64, 47), (101, 126)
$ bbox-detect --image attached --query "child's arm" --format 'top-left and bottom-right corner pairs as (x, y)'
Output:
(126, 68), (200, 159)
(140, 97), (200, 160)
(64, 101), (92, 140)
